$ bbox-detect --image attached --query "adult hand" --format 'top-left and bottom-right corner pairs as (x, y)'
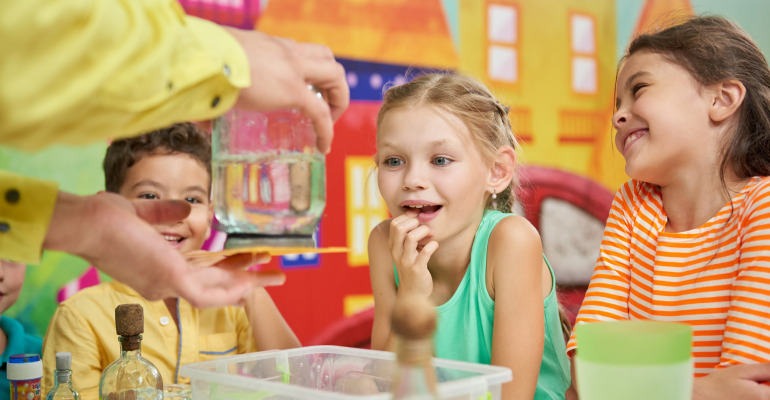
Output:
(387, 210), (438, 299)
(43, 191), (285, 308)
(225, 28), (349, 155)
(693, 363), (770, 400)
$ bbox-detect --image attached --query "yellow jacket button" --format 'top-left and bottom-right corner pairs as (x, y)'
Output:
(5, 189), (19, 204)
(0, 223), (9, 233)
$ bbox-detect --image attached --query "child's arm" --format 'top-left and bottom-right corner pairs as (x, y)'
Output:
(690, 179), (770, 399)
(243, 288), (301, 350)
(369, 220), (398, 351)
(488, 216), (545, 400)
(370, 211), (439, 352)
(563, 184), (636, 397)
(42, 305), (103, 400)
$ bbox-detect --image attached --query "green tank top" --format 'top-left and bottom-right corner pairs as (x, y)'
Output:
(394, 210), (571, 399)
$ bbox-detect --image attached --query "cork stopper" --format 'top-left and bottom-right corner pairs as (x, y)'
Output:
(55, 352), (72, 370)
(391, 294), (436, 340)
(391, 294), (439, 393)
(115, 304), (144, 336)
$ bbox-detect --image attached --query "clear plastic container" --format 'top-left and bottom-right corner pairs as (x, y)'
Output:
(212, 108), (326, 241)
(179, 346), (511, 400)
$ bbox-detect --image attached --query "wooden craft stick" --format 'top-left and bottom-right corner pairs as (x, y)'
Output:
(184, 246), (349, 261)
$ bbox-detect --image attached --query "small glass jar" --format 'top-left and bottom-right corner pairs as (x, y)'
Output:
(212, 90), (326, 248)
(162, 384), (190, 400)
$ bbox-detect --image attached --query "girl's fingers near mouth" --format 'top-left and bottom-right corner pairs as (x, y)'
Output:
(416, 241), (439, 265)
(404, 226), (433, 251)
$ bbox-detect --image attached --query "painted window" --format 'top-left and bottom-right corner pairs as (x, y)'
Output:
(345, 157), (389, 266)
(487, 3), (519, 83)
(570, 14), (597, 94)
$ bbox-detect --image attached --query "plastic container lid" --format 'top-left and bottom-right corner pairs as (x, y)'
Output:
(9, 354), (40, 364)
(7, 354), (43, 381)
(576, 321), (692, 365)
(180, 345), (512, 400)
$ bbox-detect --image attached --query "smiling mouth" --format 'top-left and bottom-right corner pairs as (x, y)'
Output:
(163, 234), (186, 244)
(403, 204), (443, 214)
(623, 129), (648, 153)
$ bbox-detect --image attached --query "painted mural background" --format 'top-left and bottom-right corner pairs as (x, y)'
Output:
(3, 0), (770, 344)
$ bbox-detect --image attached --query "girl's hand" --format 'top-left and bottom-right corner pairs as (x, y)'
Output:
(387, 210), (439, 299)
(693, 363), (770, 400)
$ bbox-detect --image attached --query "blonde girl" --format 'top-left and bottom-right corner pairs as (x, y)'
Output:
(369, 73), (571, 400)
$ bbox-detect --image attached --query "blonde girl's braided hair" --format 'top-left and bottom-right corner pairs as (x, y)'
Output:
(376, 73), (519, 213)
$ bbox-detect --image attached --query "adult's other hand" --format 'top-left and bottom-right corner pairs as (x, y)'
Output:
(225, 28), (349, 154)
(43, 191), (285, 308)
(693, 363), (770, 400)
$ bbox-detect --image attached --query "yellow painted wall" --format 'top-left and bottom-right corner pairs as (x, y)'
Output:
(459, 0), (628, 190)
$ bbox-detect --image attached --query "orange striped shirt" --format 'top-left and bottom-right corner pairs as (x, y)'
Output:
(567, 176), (770, 376)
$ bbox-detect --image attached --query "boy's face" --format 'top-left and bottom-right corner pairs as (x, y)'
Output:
(0, 260), (26, 315)
(119, 153), (212, 254)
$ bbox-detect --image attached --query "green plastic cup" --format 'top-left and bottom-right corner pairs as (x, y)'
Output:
(575, 321), (693, 400)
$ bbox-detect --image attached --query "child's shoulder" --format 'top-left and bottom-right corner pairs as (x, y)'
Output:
(367, 219), (396, 278)
(740, 176), (770, 214)
(745, 176), (770, 197)
(488, 214), (541, 253)
(0, 316), (42, 352)
(617, 179), (659, 205)
(60, 281), (137, 311)
(486, 214), (544, 296)
(371, 218), (393, 235)
(368, 218), (393, 249)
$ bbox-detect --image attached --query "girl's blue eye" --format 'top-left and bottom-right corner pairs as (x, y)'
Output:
(386, 158), (404, 167)
(434, 157), (451, 166)
(186, 196), (202, 204)
(139, 193), (158, 200)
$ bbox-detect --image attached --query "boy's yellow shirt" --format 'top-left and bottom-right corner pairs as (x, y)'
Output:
(42, 281), (257, 400)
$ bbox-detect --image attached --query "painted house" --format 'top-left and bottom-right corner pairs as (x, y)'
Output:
(460, 0), (623, 190)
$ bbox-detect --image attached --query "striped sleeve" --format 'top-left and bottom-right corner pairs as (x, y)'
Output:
(566, 181), (637, 354)
(718, 179), (770, 368)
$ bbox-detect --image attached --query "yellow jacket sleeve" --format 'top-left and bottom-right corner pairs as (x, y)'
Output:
(42, 304), (103, 400)
(0, 0), (250, 151)
(0, 171), (58, 264)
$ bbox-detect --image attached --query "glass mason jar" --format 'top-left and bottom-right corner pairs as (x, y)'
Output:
(212, 98), (326, 248)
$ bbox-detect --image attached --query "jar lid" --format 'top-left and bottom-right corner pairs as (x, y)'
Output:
(576, 321), (691, 365)
(7, 354), (42, 381)
(9, 354), (40, 364)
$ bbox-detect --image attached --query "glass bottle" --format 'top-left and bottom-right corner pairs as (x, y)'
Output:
(391, 294), (439, 400)
(98, 304), (163, 400)
(46, 352), (80, 400)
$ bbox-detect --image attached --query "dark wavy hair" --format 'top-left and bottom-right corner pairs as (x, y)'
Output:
(103, 123), (211, 193)
(623, 15), (770, 189)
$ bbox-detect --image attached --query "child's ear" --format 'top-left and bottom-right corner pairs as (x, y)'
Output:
(488, 146), (516, 192)
(709, 79), (746, 123)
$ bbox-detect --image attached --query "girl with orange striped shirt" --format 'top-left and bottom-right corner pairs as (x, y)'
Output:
(566, 16), (770, 400)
